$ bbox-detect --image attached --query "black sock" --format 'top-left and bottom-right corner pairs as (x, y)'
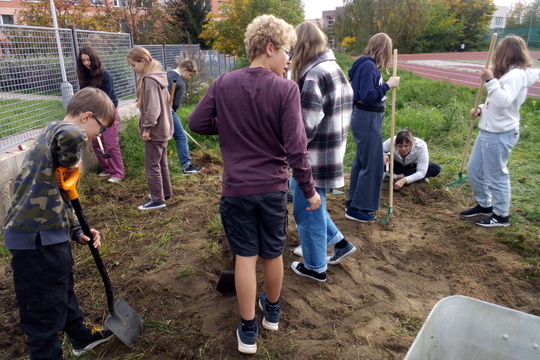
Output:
(241, 317), (256, 332)
(266, 298), (280, 312)
(335, 239), (348, 249)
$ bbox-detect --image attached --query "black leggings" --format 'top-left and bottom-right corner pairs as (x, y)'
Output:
(393, 160), (441, 179)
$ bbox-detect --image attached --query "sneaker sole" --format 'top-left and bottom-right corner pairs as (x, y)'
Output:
(72, 334), (114, 356)
(236, 329), (257, 354)
(475, 222), (510, 228)
(461, 212), (492, 218)
(327, 246), (357, 265)
(183, 168), (205, 175)
(345, 213), (376, 222)
(291, 263), (326, 282)
(258, 299), (279, 331)
(138, 204), (166, 210)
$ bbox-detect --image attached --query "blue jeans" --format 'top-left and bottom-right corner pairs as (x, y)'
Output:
(291, 177), (344, 273)
(467, 128), (519, 217)
(348, 108), (385, 212)
(171, 110), (191, 169)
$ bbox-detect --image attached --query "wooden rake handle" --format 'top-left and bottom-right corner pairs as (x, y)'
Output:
(388, 49), (398, 209)
(459, 33), (498, 174)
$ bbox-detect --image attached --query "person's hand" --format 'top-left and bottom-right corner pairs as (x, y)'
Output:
(306, 193), (321, 211)
(387, 76), (400, 88)
(480, 68), (494, 82)
(394, 178), (407, 191)
(383, 154), (390, 165)
(142, 131), (151, 141)
(470, 107), (481, 120)
(78, 229), (102, 248)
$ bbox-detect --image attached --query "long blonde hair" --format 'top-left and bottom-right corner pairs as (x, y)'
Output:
(291, 22), (327, 85)
(126, 46), (162, 108)
(363, 33), (392, 70)
(492, 35), (533, 79)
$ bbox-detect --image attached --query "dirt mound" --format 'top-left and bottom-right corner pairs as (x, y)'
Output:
(1, 158), (539, 359)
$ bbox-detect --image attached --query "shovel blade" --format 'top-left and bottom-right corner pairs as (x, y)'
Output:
(216, 270), (235, 294)
(105, 298), (144, 348)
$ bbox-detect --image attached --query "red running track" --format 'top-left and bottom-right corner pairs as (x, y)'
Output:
(397, 52), (540, 97)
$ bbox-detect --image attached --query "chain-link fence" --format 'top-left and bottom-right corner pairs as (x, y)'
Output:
(0, 24), (235, 151)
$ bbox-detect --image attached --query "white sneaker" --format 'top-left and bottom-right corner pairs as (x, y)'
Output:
(98, 172), (109, 177)
(107, 177), (122, 183)
(292, 245), (303, 257)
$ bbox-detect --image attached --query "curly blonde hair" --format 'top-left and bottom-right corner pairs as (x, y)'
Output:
(244, 14), (296, 63)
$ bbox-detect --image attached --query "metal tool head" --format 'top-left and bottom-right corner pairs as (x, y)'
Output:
(104, 298), (144, 348)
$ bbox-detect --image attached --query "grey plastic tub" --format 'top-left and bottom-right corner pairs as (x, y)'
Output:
(404, 295), (540, 360)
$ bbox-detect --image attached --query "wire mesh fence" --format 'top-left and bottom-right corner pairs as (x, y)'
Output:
(0, 24), (235, 151)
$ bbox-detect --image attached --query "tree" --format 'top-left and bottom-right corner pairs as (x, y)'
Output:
(164, 0), (210, 46)
(117, 0), (169, 44)
(506, 0), (540, 28)
(17, 0), (122, 31)
(200, 0), (304, 55)
(333, 0), (430, 54)
(446, 0), (497, 50)
(413, 0), (463, 53)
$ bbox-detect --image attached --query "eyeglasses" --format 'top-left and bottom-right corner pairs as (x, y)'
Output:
(280, 46), (294, 62)
(85, 111), (107, 134)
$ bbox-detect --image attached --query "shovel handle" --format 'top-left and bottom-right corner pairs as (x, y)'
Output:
(170, 80), (176, 107)
(55, 166), (120, 320)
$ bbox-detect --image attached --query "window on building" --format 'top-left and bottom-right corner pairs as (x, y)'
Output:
(114, 0), (127, 7)
(494, 16), (504, 28)
(91, 0), (105, 5)
(1, 15), (14, 24)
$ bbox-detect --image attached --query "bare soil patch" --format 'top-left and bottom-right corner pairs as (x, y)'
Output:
(1, 152), (539, 359)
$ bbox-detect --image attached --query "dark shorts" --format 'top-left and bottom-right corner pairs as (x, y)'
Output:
(219, 191), (288, 259)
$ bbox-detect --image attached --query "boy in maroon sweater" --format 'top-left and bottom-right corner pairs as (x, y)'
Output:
(189, 14), (320, 355)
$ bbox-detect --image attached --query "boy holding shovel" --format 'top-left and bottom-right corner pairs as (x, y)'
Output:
(2, 88), (116, 359)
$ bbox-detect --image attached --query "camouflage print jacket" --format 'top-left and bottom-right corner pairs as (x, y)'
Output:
(3, 121), (86, 250)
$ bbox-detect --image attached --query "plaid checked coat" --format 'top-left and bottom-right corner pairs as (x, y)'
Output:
(298, 49), (353, 189)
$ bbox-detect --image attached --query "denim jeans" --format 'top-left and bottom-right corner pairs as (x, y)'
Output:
(291, 177), (344, 273)
(467, 128), (519, 217)
(171, 110), (191, 170)
(348, 108), (385, 212)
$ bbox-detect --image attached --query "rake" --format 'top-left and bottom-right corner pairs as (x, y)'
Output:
(448, 33), (498, 188)
(381, 49), (398, 225)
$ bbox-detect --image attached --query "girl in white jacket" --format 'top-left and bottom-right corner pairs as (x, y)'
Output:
(461, 35), (539, 227)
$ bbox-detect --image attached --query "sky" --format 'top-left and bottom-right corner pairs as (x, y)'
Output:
(303, 0), (518, 20)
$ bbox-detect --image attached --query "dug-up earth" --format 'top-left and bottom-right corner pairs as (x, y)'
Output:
(1, 151), (539, 359)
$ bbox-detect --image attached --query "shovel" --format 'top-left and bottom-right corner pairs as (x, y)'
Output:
(55, 166), (143, 348)
(216, 253), (235, 294)
(96, 137), (111, 159)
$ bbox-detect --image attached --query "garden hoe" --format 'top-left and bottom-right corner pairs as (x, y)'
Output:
(55, 166), (144, 348)
(216, 253), (236, 294)
(448, 33), (498, 188)
(381, 49), (398, 225)
(96, 137), (111, 159)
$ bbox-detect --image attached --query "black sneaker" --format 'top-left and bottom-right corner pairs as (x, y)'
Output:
(475, 214), (510, 227)
(291, 262), (326, 282)
(327, 242), (357, 265)
(138, 201), (166, 210)
(182, 164), (204, 175)
(461, 204), (493, 218)
(236, 322), (258, 354)
(71, 326), (114, 356)
(258, 293), (280, 331)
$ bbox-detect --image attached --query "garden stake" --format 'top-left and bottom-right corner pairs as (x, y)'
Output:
(55, 166), (144, 348)
(448, 33), (498, 188)
(170, 79), (203, 149)
(381, 49), (398, 225)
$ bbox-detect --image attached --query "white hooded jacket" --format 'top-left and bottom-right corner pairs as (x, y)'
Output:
(479, 67), (539, 133)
